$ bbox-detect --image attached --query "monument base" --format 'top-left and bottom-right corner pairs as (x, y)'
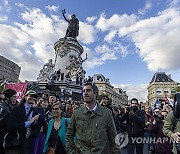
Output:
(38, 81), (82, 101)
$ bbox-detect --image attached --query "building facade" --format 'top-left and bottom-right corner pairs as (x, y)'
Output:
(147, 72), (178, 106)
(92, 74), (128, 106)
(0, 55), (21, 83)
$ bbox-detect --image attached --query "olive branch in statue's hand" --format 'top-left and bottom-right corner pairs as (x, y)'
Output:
(62, 9), (66, 14)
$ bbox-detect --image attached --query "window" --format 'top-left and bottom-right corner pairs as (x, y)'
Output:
(164, 87), (168, 93)
(156, 87), (161, 94)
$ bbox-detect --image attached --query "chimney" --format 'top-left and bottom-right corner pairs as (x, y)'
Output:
(168, 74), (171, 79)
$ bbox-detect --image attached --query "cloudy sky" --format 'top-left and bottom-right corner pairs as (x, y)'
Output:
(0, 0), (180, 101)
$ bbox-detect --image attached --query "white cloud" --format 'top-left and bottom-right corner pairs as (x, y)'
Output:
(1, 2), (179, 84)
(78, 21), (97, 44)
(138, 1), (152, 15)
(0, 6), (2, 11)
(0, 7), (98, 81)
(45, 5), (59, 12)
(96, 42), (128, 58)
(0, 15), (8, 22)
(16, 8), (66, 60)
(104, 30), (117, 42)
(15, 3), (25, 8)
(83, 42), (128, 70)
(96, 13), (137, 32)
(4, 0), (8, 6)
(0, 24), (41, 81)
(118, 7), (180, 72)
(82, 46), (103, 69)
(113, 83), (148, 102)
(96, 13), (137, 42)
(168, 0), (180, 7)
(96, 46), (117, 62)
(3, 0), (11, 12)
(86, 16), (97, 23)
(0, 8), (70, 81)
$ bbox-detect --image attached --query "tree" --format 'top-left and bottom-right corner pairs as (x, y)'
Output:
(175, 86), (180, 92)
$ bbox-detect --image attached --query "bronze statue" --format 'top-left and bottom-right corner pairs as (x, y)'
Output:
(62, 9), (79, 38)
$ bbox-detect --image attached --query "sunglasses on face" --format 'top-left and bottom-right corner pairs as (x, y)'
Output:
(52, 108), (59, 111)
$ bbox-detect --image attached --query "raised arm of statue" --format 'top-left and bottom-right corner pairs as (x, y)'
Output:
(62, 9), (69, 22)
(62, 9), (79, 38)
(78, 53), (87, 63)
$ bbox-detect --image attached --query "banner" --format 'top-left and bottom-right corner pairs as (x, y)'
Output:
(4, 82), (27, 102)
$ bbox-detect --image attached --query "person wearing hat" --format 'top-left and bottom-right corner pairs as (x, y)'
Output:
(5, 90), (42, 154)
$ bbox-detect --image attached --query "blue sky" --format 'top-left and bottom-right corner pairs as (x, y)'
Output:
(0, 0), (180, 101)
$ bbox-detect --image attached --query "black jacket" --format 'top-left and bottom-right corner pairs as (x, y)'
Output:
(30, 106), (47, 137)
(6, 103), (41, 150)
(120, 109), (145, 136)
(0, 102), (10, 147)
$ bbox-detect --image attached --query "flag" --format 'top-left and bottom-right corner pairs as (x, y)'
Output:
(4, 82), (27, 102)
(153, 99), (161, 109)
(167, 97), (174, 107)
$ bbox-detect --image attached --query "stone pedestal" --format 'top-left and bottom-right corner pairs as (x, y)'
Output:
(37, 37), (86, 101)
(54, 37), (83, 75)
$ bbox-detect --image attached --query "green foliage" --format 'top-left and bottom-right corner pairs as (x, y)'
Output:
(175, 86), (180, 92)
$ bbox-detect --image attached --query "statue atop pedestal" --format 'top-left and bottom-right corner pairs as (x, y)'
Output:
(62, 9), (79, 39)
(37, 10), (87, 100)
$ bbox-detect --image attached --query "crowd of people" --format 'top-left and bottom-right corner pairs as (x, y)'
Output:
(0, 81), (180, 154)
(112, 96), (180, 154)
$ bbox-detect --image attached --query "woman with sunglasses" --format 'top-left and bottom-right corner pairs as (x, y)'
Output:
(43, 102), (70, 154)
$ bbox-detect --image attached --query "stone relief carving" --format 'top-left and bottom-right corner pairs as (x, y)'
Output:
(37, 59), (54, 82)
(65, 53), (87, 80)
(55, 40), (70, 58)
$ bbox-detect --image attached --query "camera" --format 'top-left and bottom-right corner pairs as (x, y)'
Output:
(126, 106), (132, 112)
(154, 114), (164, 121)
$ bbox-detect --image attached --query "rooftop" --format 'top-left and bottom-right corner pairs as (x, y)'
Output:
(150, 72), (174, 83)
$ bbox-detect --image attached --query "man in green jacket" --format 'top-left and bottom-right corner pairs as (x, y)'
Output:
(66, 81), (120, 154)
(163, 111), (180, 154)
